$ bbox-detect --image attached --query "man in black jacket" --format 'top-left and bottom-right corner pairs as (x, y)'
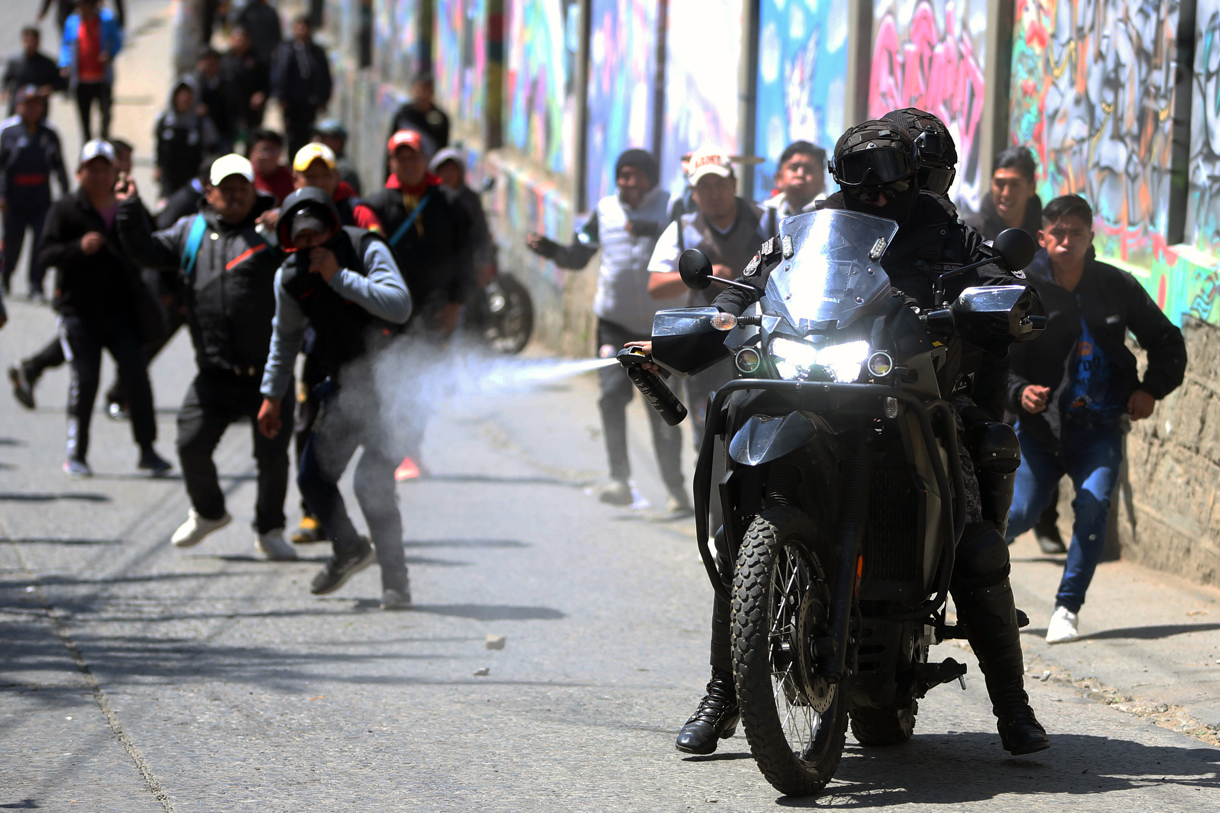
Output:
(386, 72), (449, 158)
(0, 87), (69, 299)
(40, 139), (171, 477)
(673, 121), (1049, 759)
(270, 15), (332, 158)
(230, 0), (282, 66)
(3, 27), (66, 116)
(1005, 194), (1186, 644)
(220, 26), (270, 140)
(117, 153), (299, 561)
(965, 147), (1043, 242)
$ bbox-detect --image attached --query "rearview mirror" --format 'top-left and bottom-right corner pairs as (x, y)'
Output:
(678, 249), (713, 291)
(992, 228), (1036, 271)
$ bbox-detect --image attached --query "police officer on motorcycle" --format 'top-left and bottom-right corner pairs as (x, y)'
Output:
(675, 120), (1050, 758)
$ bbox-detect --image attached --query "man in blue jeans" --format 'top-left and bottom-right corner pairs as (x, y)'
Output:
(1005, 194), (1186, 643)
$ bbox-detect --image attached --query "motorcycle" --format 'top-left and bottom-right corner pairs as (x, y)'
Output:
(465, 177), (534, 354)
(620, 209), (1041, 796)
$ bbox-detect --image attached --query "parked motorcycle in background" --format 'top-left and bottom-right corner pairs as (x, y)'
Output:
(466, 176), (534, 354)
(621, 210), (1041, 795)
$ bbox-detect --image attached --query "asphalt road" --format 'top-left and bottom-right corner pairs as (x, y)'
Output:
(3, 0), (1220, 809)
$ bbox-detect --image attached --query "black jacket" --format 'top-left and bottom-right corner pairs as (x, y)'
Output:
(367, 182), (474, 310)
(41, 190), (146, 323)
(714, 192), (1028, 418)
(0, 118), (68, 199)
(270, 39), (331, 108)
(3, 51), (66, 114)
(230, 1), (282, 65)
(117, 191), (284, 374)
(219, 49), (269, 126)
(388, 102), (450, 154)
(964, 193), (1042, 242)
(1008, 248), (1187, 443)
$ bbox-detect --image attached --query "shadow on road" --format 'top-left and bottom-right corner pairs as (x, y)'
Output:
(408, 603), (566, 621)
(751, 733), (1220, 807)
(1021, 623), (1220, 641)
(0, 492), (111, 503)
(0, 537), (122, 546)
(402, 538), (529, 549)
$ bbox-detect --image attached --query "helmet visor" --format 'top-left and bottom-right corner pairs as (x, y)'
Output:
(835, 148), (915, 187)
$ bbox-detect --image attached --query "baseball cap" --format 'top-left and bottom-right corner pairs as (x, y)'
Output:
(289, 212), (328, 242)
(388, 129), (424, 155)
(209, 153), (255, 186)
(15, 85), (44, 104)
(686, 148), (734, 185)
(292, 142), (336, 172)
(312, 118), (348, 139)
(79, 139), (116, 167)
(429, 146), (464, 174)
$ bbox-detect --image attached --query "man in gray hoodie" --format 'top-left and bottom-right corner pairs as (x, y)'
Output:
(526, 149), (688, 512)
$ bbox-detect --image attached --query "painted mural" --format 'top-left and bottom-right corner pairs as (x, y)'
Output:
(868, 0), (988, 212)
(754, 0), (848, 200)
(661, 0), (742, 194)
(1189, 0), (1220, 256)
(1009, 0), (1178, 270)
(436, 0), (488, 124)
(505, 0), (580, 175)
(584, 0), (658, 206)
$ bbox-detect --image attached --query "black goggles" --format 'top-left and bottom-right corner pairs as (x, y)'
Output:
(834, 148), (916, 187)
(843, 177), (913, 203)
(920, 165), (956, 195)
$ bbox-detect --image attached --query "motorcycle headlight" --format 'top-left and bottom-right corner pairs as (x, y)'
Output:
(770, 337), (871, 383)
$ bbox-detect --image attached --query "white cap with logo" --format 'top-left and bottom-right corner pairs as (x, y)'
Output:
(79, 139), (117, 167)
(209, 153), (255, 186)
(686, 148), (735, 185)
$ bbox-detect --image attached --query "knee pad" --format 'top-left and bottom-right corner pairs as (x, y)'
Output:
(968, 421), (1020, 531)
(954, 524), (1011, 587)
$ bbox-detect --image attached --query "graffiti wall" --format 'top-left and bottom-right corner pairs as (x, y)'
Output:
(661, 0), (742, 193)
(1009, 0), (1179, 269)
(868, 0), (988, 211)
(505, 0), (580, 175)
(1189, 0), (1220, 256)
(753, 0), (848, 200)
(584, 0), (658, 206)
(436, 0), (488, 125)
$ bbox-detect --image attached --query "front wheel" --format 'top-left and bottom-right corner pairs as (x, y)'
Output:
(732, 506), (847, 797)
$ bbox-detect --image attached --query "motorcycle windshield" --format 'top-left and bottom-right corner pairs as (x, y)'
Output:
(765, 210), (900, 330)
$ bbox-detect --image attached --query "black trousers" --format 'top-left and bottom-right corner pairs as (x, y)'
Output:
(596, 319), (684, 497)
(2, 191), (51, 293)
(27, 308), (185, 400)
(297, 377), (409, 592)
(75, 82), (112, 142)
(177, 370), (295, 534)
(283, 103), (319, 161)
(61, 314), (156, 461)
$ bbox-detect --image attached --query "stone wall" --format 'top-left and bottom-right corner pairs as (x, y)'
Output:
(1114, 320), (1220, 586)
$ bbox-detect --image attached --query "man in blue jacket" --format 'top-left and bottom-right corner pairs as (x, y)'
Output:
(1006, 194), (1187, 643)
(59, 0), (123, 141)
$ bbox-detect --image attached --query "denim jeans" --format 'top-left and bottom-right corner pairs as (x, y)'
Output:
(1005, 419), (1124, 613)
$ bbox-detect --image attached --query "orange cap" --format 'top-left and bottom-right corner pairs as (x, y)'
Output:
(388, 129), (424, 155)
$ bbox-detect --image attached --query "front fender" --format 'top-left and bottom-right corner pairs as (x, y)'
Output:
(728, 412), (816, 466)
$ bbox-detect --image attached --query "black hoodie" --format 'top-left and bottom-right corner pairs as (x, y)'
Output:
(1007, 247), (1186, 444)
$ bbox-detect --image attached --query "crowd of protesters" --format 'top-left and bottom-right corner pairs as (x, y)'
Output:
(0, 1), (1189, 644)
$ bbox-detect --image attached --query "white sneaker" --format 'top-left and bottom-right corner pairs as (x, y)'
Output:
(1046, 606), (1079, 644)
(255, 528), (299, 561)
(171, 510), (232, 548)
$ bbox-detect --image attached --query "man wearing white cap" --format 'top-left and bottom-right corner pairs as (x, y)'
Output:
(116, 153), (299, 560)
(39, 139), (171, 478)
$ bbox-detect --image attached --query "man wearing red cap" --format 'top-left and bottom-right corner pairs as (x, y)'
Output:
(368, 129), (474, 479)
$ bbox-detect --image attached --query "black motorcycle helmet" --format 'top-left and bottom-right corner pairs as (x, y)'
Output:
(277, 186), (343, 250)
(882, 107), (957, 196)
(830, 120), (920, 220)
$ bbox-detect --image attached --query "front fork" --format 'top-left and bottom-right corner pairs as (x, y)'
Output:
(820, 450), (872, 684)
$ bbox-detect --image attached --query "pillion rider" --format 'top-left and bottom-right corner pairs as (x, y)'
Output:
(654, 120), (1050, 759)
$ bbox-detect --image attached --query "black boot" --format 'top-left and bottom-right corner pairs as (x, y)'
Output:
(953, 576), (1050, 756)
(675, 669), (739, 755)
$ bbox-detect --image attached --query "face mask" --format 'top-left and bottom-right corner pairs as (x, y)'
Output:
(843, 180), (919, 224)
